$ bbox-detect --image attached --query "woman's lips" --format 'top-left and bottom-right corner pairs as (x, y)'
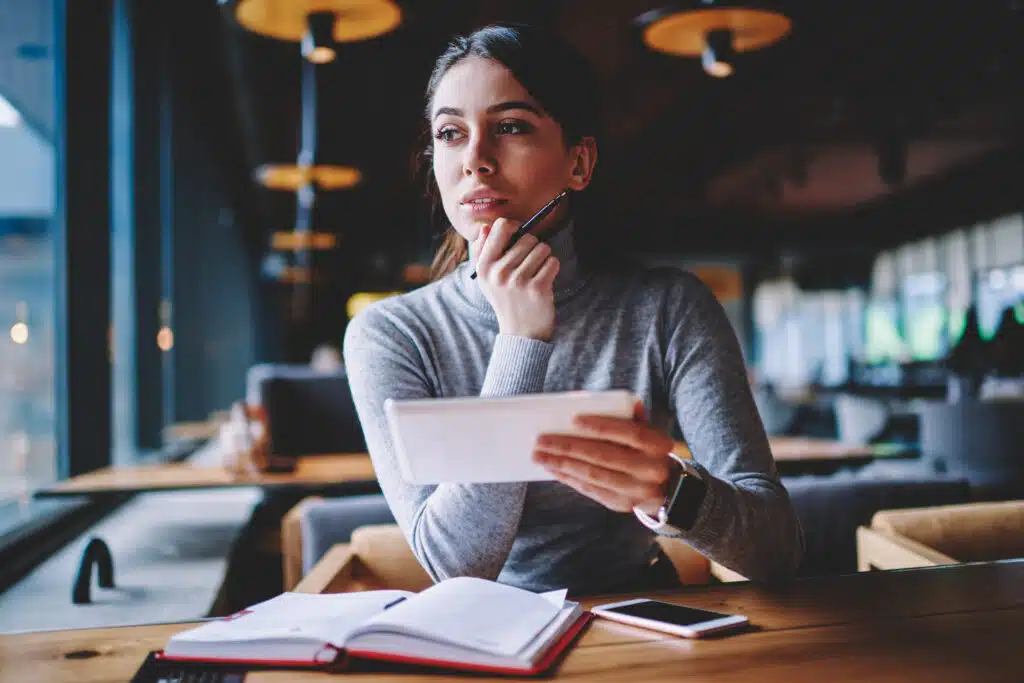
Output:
(461, 198), (509, 219)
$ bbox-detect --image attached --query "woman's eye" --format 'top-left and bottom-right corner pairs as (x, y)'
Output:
(496, 120), (531, 135)
(434, 127), (463, 143)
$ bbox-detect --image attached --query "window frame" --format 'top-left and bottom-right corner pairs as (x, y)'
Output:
(53, 0), (113, 478)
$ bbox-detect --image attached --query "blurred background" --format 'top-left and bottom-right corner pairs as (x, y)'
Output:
(1, 0), (1023, 617)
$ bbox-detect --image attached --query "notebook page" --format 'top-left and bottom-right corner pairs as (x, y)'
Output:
(347, 603), (582, 670)
(354, 577), (562, 658)
(541, 589), (567, 609)
(170, 591), (412, 649)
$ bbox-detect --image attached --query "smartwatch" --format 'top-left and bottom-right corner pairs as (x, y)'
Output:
(633, 452), (707, 534)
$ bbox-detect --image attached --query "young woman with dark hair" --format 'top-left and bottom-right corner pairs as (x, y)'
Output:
(344, 24), (803, 594)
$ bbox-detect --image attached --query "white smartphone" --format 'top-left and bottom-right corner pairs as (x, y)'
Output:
(590, 598), (749, 638)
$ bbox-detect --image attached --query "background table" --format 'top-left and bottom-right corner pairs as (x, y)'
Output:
(40, 439), (912, 500)
(33, 454), (378, 499)
(674, 437), (917, 476)
(30, 454), (379, 616)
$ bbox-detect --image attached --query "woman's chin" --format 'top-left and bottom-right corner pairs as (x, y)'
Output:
(460, 218), (499, 240)
(454, 211), (519, 241)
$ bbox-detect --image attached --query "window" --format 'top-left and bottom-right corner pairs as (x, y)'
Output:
(863, 298), (906, 365)
(0, 5), (58, 514)
(900, 272), (948, 361)
(840, 289), (866, 366)
(977, 264), (1024, 340)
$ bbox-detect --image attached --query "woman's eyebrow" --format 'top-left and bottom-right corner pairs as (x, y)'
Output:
(487, 100), (544, 116)
(432, 100), (545, 121)
(432, 106), (462, 120)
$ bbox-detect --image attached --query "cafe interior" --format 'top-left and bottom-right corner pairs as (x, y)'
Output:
(1, 0), (1022, 680)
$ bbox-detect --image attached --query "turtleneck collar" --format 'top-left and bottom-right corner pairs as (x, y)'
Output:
(452, 220), (589, 316)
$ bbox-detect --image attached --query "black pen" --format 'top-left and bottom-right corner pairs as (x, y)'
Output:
(383, 596), (407, 610)
(470, 189), (570, 280)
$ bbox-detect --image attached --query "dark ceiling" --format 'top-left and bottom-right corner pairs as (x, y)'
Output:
(212, 0), (1024, 265)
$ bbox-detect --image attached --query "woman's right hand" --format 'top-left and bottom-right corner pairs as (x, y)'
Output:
(471, 218), (560, 341)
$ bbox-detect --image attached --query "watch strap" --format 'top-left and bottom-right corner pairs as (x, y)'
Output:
(633, 453), (704, 533)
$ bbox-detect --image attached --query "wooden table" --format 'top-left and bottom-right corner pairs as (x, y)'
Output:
(674, 437), (916, 476)
(771, 437), (918, 475)
(769, 436), (875, 462)
(39, 437), (908, 500)
(33, 454), (378, 499)
(3, 560), (1021, 682)
(30, 455), (380, 615)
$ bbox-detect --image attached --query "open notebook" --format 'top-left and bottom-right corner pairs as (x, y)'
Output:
(160, 577), (589, 676)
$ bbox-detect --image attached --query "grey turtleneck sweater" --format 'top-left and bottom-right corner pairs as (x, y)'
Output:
(343, 227), (803, 593)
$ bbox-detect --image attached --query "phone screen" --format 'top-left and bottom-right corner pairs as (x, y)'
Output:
(604, 601), (733, 626)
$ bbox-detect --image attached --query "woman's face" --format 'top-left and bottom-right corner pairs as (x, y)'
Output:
(429, 56), (595, 241)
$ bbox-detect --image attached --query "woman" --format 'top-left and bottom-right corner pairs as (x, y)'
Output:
(344, 24), (803, 594)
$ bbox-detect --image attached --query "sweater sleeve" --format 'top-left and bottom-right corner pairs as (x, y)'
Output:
(343, 305), (553, 581)
(661, 274), (804, 581)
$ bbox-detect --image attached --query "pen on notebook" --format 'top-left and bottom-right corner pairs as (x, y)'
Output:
(383, 596), (408, 609)
(469, 189), (570, 280)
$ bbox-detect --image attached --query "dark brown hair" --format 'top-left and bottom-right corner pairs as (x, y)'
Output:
(418, 24), (602, 280)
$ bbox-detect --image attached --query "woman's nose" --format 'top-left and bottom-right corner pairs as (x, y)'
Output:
(463, 135), (497, 176)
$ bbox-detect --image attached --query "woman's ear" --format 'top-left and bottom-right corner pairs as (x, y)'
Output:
(567, 137), (597, 191)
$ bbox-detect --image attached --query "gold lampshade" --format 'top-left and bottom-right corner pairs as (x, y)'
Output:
(638, 6), (791, 57)
(271, 231), (339, 251)
(234, 0), (401, 43)
(255, 164), (362, 191)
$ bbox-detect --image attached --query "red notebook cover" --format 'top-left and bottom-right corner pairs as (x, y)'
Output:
(155, 610), (592, 677)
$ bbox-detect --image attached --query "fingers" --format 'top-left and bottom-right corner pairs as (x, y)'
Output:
(560, 476), (635, 513)
(534, 450), (666, 506)
(535, 434), (671, 483)
(632, 400), (648, 423)
(539, 464), (637, 513)
(476, 219), (557, 286)
(492, 233), (548, 283)
(470, 222), (491, 255)
(510, 239), (553, 282)
(531, 255), (560, 290)
(534, 405), (677, 515)
(570, 415), (676, 456)
(475, 218), (519, 277)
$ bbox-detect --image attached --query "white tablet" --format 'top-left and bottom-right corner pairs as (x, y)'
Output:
(383, 390), (638, 484)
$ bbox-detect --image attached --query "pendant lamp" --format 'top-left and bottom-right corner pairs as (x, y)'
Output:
(271, 231), (338, 250)
(254, 163), (362, 191)
(636, 1), (792, 78)
(223, 0), (402, 62)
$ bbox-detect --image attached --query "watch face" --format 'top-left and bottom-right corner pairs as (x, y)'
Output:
(665, 472), (707, 531)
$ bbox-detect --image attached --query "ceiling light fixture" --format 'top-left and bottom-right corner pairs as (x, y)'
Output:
(271, 231), (338, 251)
(224, 0), (402, 60)
(254, 163), (362, 191)
(701, 29), (735, 78)
(636, 1), (792, 78)
(302, 11), (337, 63)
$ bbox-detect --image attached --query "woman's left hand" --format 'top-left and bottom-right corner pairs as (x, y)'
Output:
(532, 401), (676, 515)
